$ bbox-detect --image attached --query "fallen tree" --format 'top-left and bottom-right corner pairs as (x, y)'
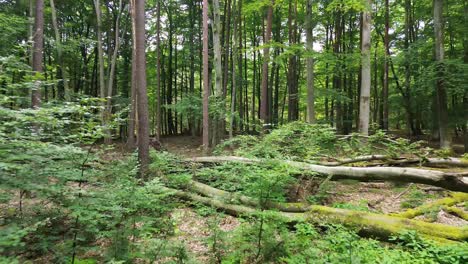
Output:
(165, 184), (468, 242)
(320, 155), (468, 168)
(393, 192), (468, 219)
(186, 156), (468, 193)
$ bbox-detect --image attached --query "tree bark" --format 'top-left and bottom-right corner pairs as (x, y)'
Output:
(167, 185), (468, 242)
(259, 1), (274, 125)
(127, 0), (137, 149)
(49, 0), (70, 101)
(134, 0), (150, 176)
(306, 0), (315, 123)
(187, 156), (468, 192)
(434, 0), (451, 149)
(359, 0), (372, 135)
(202, 0), (210, 152)
(31, 0), (44, 109)
(212, 0), (224, 146)
(382, 0), (389, 130)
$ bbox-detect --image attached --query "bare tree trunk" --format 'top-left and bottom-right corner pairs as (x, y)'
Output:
(127, 0), (137, 149)
(93, 0), (108, 142)
(156, 0), (162, 140)
(464, 2), (468, 153)
(230, 0), (238, 139)
(104, 0), (124, 144)
(359, 0), (372, 135)
(382, 0), (389, 130)
(212, 0), (224, 145)
(202, 0), (210, 152)
(306, 0), (315, 123)
(259, 0), (274, 125)
(434, 0), (451, 149)
(31, 0), (44, 109)
(49, 0), (70, 101)
(188, 156), (468, 192)
(134, 0), (150, 176)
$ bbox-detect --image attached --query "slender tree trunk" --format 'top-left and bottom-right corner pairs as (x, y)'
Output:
(156, 0), (162, 140)
(134, 0), (150, 176)
(287, 0), (298, 122)
(260, 0), (274, 125)
(382, 0), (390, 130)
(49, 0), (70, 101)
(433, 0), (451, 149)
(202, 0), (210, 151)
(359, 0), (372, 135)
(31, 0), (44, 109)
(127, 0), (137, 149)
(230, 0), (238, 139)
(212, 0), (223, 145)
(464, 2), (468, 153)
(306, 0), (315, 123)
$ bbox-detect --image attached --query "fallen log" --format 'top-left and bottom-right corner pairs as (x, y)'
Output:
(187, 156), (468, 193)
(188, 180), (311, 212)
(444, 206), (468, 221)
(392, 192), (468, 219)
(166, 186), (468, 242)
(321, 155), (468, 168)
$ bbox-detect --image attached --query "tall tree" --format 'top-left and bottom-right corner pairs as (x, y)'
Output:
(31, 0), (44, 108)
(212, 0), (224, 145)
(359, 0), (372, 135)
(134, 0), (150, 175)
(49, 0), (70, 101)
(202, 0), (210, 151)
(156, 0), (162, 140)
(260, 0), (274, 125)
(127, 0), (137, 149)
(433, 0), (451, 149)
(464, 1), (468, 152)
(382, 0), (389, 130)
(306, 0), (315, 123)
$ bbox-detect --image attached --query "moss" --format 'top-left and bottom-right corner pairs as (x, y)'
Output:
(302, 205), (468, 242)
(444, 206), (468, 221)
(394, 192), (468, 219)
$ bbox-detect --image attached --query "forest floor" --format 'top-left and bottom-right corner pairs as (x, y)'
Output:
(157, 135), (468, 261)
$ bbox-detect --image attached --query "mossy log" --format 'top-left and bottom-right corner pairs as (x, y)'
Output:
(187, 156), (468, 193)
(188, 180), (311, 212)
(166, 186), (468, 242)
(444, 206), (468, 221)
(393, 192), (468, 219)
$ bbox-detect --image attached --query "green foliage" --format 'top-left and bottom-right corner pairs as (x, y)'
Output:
(400, 187), (436, 209)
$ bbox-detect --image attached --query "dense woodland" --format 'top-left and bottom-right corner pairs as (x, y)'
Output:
(0, 0), (467, 263)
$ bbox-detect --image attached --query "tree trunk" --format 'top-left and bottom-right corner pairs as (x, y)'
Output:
(259, 1), (274, 125)
(382, 0), (389, 130)
(31, 0), (44, 109)
(127, 0), (137, 149)
(187, 156), (468, 192)
(156, 0), (162, 140)
(202, 0), (210, 151)
(306, 0), (315, 123)
(434, 0), (451, 149)
(134, 0), (150, 176)
(212, 0), (224, 145)
(464, 2), (468, 153)
(359, 0), (372, 135)
(167, 185), (468, 242)
(49, 0), (70, 101)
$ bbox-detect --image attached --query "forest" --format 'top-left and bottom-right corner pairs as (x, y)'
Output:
(0, 0), (467, 263)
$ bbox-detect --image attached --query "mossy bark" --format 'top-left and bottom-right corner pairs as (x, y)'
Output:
(166, 185), (468, 242)
(393, 192), (468, 219)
